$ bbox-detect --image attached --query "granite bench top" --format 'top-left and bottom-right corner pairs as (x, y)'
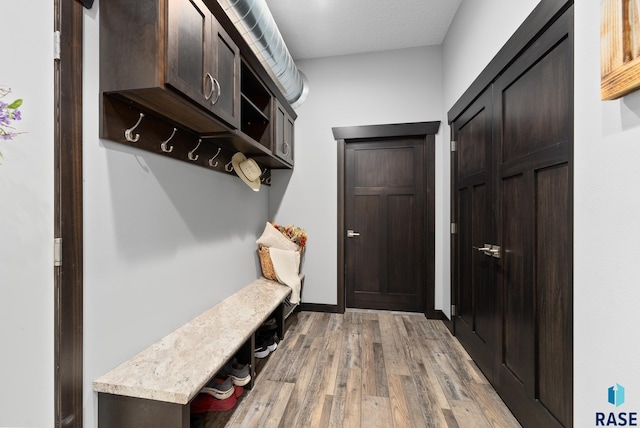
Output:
(93, 278), (291, 405)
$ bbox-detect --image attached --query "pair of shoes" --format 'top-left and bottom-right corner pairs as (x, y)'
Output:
(254, 339), (277, 358)
(200, 376), (234, 400)
(255, 332), (278, 358)
(219, 358), (251, 387)
(259, 317), (278, 332)
(190, 385), (244, 413)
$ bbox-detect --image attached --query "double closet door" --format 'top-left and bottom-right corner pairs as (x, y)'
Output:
(451, 7), (573, 428)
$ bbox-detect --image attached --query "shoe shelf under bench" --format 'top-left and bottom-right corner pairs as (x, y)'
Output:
(93, 278), (292, 428)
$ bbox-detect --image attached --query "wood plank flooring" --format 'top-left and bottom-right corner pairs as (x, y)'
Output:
(195, 310), (521, 428)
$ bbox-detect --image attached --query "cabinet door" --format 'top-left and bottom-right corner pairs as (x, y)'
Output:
(274, 100), (294, 165)
(166, 0), (213, 108)
(285, 113), (294, 164)
(209, 21), (240, 128)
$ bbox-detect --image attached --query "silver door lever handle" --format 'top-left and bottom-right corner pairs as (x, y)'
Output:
(473, 244), (501, 258)
(347, 230), (360, 238)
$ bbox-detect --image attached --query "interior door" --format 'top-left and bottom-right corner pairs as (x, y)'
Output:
(493, 9), (573, 427)
(345, 137), (426, 312)
(451, 88), (498, 384)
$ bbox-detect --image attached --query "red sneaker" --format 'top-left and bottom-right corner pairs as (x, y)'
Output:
(190, 385), (244, 413)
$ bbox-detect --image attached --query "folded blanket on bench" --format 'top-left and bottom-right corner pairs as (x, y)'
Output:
(269, 247), (301, 304)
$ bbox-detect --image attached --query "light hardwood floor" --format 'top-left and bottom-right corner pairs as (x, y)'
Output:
(197, 310), (521, 428)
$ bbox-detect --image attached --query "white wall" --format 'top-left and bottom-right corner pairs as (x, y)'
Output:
(269, 46), (445, 306)
(82, 3), (271, 426)
(442, 0), (541, 109)
(0, 2), (55, 427)
(574, 1), (640, 425)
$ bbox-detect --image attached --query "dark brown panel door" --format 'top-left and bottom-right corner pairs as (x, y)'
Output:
(493, 9), (573, 428)
(451, 88), (498, 384)
(345, 138), (426, 312)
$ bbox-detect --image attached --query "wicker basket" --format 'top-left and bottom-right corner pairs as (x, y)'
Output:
(258, 245), (278, 281)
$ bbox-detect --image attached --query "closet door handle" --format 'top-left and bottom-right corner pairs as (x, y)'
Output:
(488, 245), (501, 258)
(473, 244), (501, 258)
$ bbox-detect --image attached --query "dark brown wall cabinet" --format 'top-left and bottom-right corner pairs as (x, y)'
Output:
(100, 0), (295, 174)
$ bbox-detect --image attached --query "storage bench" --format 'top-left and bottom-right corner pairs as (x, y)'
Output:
(93, 278), (291, 428)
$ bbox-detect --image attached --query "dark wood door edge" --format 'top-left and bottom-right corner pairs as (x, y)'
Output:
(447, 125), (457, 336)
(55, 1), (84, 427)
(336, 138), (346, 313)
(334, 122), (440, 317)
(424, 133), (437, 319)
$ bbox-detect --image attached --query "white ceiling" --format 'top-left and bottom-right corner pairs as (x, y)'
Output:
(264, 0), (462, 60)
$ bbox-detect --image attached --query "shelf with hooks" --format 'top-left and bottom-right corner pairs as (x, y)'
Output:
(99, 0), (297, 186)
(100, 95), (274, 185)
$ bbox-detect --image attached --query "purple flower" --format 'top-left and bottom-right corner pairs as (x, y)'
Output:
(0, 87), (25, 146)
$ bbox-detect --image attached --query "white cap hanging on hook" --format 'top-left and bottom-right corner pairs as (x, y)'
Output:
(232, 152), (261, 191)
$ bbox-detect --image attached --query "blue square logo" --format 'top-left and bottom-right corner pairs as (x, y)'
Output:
(609, 384), (626, 407)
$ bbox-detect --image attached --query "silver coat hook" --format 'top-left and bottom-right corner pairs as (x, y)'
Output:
(260, 168), (267, 183)
(208, 147), (222, 167)
(188, 139), (202, 161)
(225, 160), (234, 172)
(161, 128), (176, 153)
(124, 112), (144, 142)
(266, 176), (272, 185)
